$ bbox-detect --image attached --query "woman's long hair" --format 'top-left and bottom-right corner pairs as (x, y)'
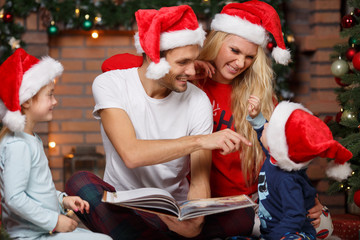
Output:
(198, 30), (276, 186)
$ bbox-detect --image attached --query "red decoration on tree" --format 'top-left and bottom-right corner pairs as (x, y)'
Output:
(354, 189), (360, 208)
(336, 111), (343, 123)
(266, 42), (275, 51)
(3, 12), (14, 23)
(346, 47), (357, 61)
(352, 52), (360, 71)
(341, 14), (356, 28)
(354, 8), (360, 17)
(335, 77), (348, 87)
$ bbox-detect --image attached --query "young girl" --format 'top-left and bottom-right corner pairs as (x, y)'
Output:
(0, 48), (112, 240)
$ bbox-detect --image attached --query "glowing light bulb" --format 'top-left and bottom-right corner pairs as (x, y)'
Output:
(91, 31), (99, 39)
(49, 141), (56, 148)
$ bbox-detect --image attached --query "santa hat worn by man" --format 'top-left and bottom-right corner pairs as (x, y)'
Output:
(266, 101), (353, 181)
(133, 5), (206, 79)
(211, 0), (291, 65)
(0, 48), (63, 132)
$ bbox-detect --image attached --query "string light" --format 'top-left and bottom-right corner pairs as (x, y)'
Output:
(85, 14), (90, 20)
(94, 13), (102, 24)
(48, 141), (56, 148)
(75, 8), (80, 17)
(91, 30), (99, 39)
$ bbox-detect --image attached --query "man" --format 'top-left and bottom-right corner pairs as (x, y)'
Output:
(66, 5), (252, 239)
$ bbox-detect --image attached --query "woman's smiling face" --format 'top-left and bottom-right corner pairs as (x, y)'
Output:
(213, 34), (258, 84)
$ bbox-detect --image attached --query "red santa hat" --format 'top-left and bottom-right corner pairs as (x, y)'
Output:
(211, 0), (291, 65)
(0, 48), (63, 132)
(266, 101), (353, 181)
(134, 5), (206, 79)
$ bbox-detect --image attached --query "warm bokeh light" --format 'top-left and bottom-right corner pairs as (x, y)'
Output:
(75, 8), (80, 17)
(91, 31), (99, 39)
(48, 141), (56, 148)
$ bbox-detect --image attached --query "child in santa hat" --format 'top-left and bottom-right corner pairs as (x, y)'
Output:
(0, 48), (112, 240)
(247, 96), (352, 240)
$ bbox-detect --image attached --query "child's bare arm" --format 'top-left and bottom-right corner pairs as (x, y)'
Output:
(248, 95), (261, 119)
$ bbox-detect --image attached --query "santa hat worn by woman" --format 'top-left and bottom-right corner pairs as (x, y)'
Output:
(266, 101), (353, 181)
(0, 48), (63, 132)
(211, 0), (291, 65)
(133, 5), (206, 80)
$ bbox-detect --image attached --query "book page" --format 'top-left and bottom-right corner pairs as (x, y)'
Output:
(178, 195), (256, 220)
(102, 188), (181, 216)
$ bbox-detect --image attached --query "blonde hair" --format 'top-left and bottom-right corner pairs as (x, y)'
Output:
(199, 31), (276, 186)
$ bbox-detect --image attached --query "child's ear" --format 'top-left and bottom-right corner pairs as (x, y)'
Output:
(21, 99), (32, 109)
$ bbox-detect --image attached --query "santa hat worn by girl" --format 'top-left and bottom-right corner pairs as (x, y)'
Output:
(0, 48), (63, 132)
(211, 0), (291, 65)
(266, 101), (353, 181)
(134, 5), (206, 80)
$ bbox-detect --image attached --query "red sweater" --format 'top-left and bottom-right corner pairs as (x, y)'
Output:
(200, 79), (258, 197)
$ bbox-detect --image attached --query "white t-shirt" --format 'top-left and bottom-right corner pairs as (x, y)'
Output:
(92, 68), (213, 201)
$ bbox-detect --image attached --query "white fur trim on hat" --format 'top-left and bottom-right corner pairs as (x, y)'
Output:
(211, 13), (267, 47)
(160, 26), (206, 50)
(326, 161), (352, 181)
(272, 46), (291, 65)
(134, 32), (143, 54)
(3, 110), (26, 132)
(146, 57), (171, 79)
(266, 101), (312, 171)
(134, 26), (206, 54)
(19, 56), (63, 104)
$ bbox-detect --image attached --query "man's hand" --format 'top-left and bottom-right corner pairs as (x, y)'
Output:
(54, 214), (78, 232)
(248, 95), (261, 119)
(158, 215), (204, 238)
(200, 128), (252, 155)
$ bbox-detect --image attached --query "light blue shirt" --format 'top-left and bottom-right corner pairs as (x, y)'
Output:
(0, 131), (64, 239)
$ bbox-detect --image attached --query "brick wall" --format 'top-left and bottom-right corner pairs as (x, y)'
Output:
(286, 0), (348, 214)
(1, 0), (349, 213)
(48, 30), (137, 190)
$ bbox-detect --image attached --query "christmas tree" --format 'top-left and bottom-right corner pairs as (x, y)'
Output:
(328, 0), (360, 209)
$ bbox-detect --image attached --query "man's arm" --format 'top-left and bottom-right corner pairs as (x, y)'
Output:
(100, 108), (249, 168)
(158, 149), (211, 238)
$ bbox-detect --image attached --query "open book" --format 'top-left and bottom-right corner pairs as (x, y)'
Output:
(102, 188), (257, 221)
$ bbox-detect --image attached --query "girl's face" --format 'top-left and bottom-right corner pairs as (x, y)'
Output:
(213, 35), (258, 84)
(27, 82), (57, 123)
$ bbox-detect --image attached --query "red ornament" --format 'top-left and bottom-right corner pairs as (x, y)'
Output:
(323, 116), (333, 124)
(354, 190), (360, 208)
(3, 12), (14, 23)
(266, 42), (275, 51)
(346, 47), (357, 61)
(354, 8), (360, 17)
(352, 52), (360, 71)
(341, 14), (356, 28)
(335, 111), (343, 123)
(335, 77), (348, 87)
